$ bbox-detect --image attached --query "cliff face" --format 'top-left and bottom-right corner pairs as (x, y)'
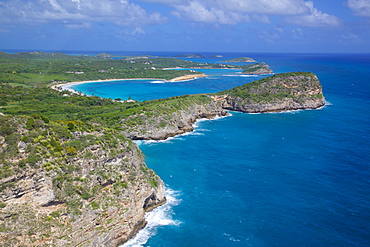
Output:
(121, 96), (228, 140)
(0, 116), (165, 246)
(215, 72), (325, 113)
(120, 72), (325, 140)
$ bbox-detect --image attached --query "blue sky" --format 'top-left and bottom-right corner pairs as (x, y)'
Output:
(0, 0), (369, 53)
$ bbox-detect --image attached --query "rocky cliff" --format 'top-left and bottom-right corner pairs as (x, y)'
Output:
(0, 116), (165, 246)
(214, 72), (325, 113)
(0, 71), (325, 246)
(120, 95), (228, 140)
(119, 72), (325, 140)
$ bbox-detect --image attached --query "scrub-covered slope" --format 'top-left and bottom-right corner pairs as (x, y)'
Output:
(213, 72), (325, 113)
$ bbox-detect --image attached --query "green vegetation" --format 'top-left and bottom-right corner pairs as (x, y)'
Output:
(0, 82), (213, 131)
(0, 51), (325, 245)
(223, 57), (256, 62)
(0, 52), (217, 222)
(0, 51), (240, 88)
(215, 72), (323, 103)
(241, 62), (273, 74)
(0, 51), (169, 240)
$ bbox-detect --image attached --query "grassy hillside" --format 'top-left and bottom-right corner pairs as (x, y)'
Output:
(0, 51), (239, 87)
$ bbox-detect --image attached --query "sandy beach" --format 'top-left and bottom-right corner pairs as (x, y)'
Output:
(168, 73), (207, 82)
(51, 73), (208, 92)
(51, 78), (151, 92)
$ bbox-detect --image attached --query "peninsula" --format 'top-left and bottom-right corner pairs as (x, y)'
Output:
(223, 57), (256, 62)
(119, 72), (325, 140)
(0, 51), (324, 246)
(214, 71), (325, 113)
(241, 62), (273, 75)
(173, 53), (204, 58)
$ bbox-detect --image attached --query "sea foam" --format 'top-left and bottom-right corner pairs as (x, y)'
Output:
(133, 115), (229, 146)
(121, 188), (182, 247)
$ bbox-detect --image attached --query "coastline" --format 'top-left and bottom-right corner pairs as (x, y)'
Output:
(51, 73), (207, 92)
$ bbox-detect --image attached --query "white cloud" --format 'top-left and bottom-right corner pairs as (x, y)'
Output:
(141, 0), (311, 15)
(173, 1), (250, 24)
(251, 15), (271, 24)
(0, 0), (167, 28)
(258, 26), (284, 42)
(286, 1), (341, 26)
(208, 0), (309, 16)
(0, 0), (343, 31)
(65, 21), (91, 29)
(137, 0), (184, 4)
(340, 32), (361, 41)
(170, 0), (340, 27)
(292, 28), (304, 39)
(347, 0), (370, 17)
(116, 27), (146, 41)
(171, 0), (311, 24)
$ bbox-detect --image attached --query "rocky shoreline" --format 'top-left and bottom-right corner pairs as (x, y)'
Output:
(0, 119), (167, 247)
(0, 72), (325, 246)
(120, 72), (325, 140)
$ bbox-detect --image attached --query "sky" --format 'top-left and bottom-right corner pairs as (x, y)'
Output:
(0, 0), (370, 53)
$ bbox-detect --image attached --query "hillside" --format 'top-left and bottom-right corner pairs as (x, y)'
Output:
(0, 53), (325, 246)
(223, 57), (256, 62)
(241, 62), (273, 75)
(213, 72), (325, 113)
(0, 113), (165, 246)
(0, 51), (242, 88)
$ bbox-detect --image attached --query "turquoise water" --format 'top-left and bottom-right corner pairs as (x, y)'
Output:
(72, 69), (256, 102)
(70, 53), (370, 247)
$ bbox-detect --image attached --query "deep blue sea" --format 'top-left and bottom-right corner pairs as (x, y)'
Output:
(68, 52), (370, 247)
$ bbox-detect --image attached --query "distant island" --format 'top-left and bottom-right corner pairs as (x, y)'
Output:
(223, 57), (256, 62)
(173, 53), (205, 58)
(0, 51), (324, 246)
(94, 52), (113, 58)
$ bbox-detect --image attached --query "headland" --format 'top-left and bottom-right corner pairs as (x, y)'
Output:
(0, 51), (324, 246)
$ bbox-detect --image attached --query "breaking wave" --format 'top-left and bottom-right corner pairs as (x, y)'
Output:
(121, 188), (182, 247)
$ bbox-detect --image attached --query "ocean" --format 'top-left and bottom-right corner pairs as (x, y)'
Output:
(69, 52), (370, 247)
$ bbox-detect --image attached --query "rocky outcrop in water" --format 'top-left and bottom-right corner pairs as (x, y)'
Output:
(214, 72), (325, 113)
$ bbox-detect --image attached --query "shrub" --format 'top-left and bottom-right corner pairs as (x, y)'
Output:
(81, 192), (92, 200)
(91, 201), (99, 210)
(25, 118), (35, 129)
(65, 146), (77, 155)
